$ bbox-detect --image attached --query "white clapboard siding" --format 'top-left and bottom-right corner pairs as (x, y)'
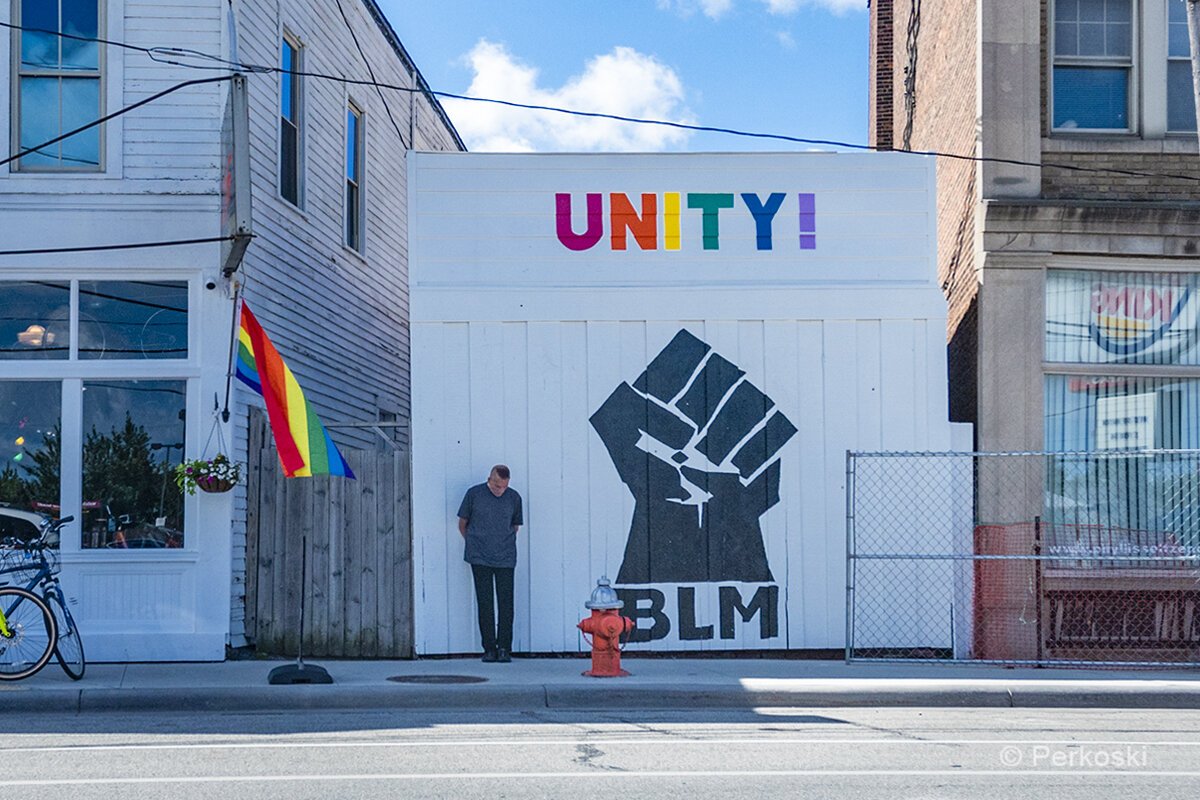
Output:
(225, 0), (462, 645)
(0, 0), (461, 655)
(410, 152), (965, 655)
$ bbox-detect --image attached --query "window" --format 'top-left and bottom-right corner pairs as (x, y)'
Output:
(0, 281), (193, 553)
(1043, 268), (1200, 544)
(1051, 1), (1199, 135)
(1045, 269), (1200, 367)
(81, 380), (186, 548)
(0, 382), (62, 518)
(1167, 0), (1196, 131)
(1, 280), (188, 361)
(345, 102), (364, 251)
(1, 282), (71, 360)
(1053, 0), (1134, 130)
(78, 281), (188, 360)
(279, 33), (303, 206)
(12, 0), (104, 170)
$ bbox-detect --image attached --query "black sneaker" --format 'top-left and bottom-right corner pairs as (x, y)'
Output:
(497, 648), (512, 663)
(481, 649), (498, 663)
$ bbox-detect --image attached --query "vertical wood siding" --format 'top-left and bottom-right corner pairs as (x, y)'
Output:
(246, 407), (414, 656)
(413, 318), (955, 654)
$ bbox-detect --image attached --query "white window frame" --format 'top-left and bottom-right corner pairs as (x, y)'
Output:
(344, 99), (365, 253)
(0, 275), (203, 560)
(279, 29), (304, 207)
(10, 0), (106, 172)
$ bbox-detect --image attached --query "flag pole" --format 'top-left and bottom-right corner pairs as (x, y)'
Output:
(268, 533), (333, 685)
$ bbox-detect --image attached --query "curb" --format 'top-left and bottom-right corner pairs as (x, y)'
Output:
(9, 682), (1200, 713)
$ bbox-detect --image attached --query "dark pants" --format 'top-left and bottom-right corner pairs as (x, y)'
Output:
(471, 564), (514, 652)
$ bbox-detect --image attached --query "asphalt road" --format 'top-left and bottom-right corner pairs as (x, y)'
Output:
(5, 706), (1200, 798)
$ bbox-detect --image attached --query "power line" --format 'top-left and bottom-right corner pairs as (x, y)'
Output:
(332, 0), (410, 149)
(4, 20), (1200, 185)
(0, 236), (244, 257)
(1, 74), (235, 169)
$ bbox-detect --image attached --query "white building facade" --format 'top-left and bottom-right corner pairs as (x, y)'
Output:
(410, 152), (969, 655)
(0, 0), (461, 661)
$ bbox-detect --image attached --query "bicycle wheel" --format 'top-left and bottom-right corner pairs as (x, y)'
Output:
(45, 586), (85, 681)
(0, 586), (57, 681)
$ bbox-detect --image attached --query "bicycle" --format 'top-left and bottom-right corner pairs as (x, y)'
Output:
(0, 515), (85, 680)
(0, 585), (56, 680)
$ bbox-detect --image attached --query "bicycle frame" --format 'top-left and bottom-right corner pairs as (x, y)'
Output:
(0, 516), (74, 632)
(0, 541), (56, 599)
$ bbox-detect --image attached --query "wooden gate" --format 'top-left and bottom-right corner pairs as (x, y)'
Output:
(245, 409), (413, 657)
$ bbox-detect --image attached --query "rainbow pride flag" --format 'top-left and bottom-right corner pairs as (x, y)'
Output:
(236, 301), (354, 479)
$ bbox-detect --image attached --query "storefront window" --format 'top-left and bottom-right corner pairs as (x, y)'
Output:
(1046, 269), (1200, 366)
(0, 382), (62, 521)
(78, 281), (188, 360)
(1044, 267), (1200, 548)
(0, 282), (70, 360)
(81, 380), (186, 549)
(1045, 375), (1200, 452)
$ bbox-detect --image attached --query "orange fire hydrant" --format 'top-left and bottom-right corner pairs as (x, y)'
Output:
(578, 576), (635, 678)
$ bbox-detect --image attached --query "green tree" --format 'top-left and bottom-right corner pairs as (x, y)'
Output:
(83, 415), (182, 533)
(0, 463), (25, 507)
(24, 424), (61, 511)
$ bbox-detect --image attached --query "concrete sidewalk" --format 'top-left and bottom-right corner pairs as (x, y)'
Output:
(6, 656), (1200, 713)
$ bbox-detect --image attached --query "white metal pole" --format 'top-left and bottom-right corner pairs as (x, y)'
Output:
(1187, 0), (1200, 147)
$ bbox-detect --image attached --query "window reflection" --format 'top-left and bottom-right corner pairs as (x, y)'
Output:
(82, 381), (186, 549)
(60, 0), (100, 69)
(0, 382), (62, 524)
(78, 281), (188, 360)
(0, 282), (70, 360)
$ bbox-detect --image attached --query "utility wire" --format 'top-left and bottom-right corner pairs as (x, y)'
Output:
(1, 74), (235, 168)
(0, 235), (244, 257)
(332, 0), (410, 149)
(4, 20), (1200, 185)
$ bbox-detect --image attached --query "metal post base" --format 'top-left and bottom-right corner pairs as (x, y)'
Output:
(267, 662), (333, 685)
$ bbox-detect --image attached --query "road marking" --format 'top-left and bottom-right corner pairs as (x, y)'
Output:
(6, 737), (1200, 754)
(1, 769), (1199, 786)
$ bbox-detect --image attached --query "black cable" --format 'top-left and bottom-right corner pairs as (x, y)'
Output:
(0, 19), (151, 54)
(1, 75), (235, 168)
(0, 235), (243, 257)
(3, 20), (1199, 185)
(333, 0), (410, 149)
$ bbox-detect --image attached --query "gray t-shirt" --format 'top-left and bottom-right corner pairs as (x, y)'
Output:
(457, 483), (524, 568)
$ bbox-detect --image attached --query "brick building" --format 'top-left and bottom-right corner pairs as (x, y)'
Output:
(869, 0), (1200, 456)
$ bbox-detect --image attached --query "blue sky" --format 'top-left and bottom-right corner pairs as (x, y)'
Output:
(379, 0), (868, 152)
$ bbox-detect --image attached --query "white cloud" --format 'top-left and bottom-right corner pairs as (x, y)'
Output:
(766, 0), (865, 13)
(656, 0), (734, 19)
(700, 0), (735, 17)
(661, 0), (864, 16)
(776, 30), (797, 48)
(444, 40), (695, 153)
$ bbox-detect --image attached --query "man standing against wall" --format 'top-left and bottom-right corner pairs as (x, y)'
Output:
(457, 465), (523, 662)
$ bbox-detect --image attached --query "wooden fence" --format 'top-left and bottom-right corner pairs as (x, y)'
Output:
(245, 409), (413, 657)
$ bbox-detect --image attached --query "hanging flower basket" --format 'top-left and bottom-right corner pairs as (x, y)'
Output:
(196, 475), (236, 494)
(176, 454), (242, 496)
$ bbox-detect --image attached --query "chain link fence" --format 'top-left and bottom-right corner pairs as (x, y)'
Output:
(847, 451), (1200, 667)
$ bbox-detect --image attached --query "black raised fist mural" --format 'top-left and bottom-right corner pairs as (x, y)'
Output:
(590, 330), (798, 584)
